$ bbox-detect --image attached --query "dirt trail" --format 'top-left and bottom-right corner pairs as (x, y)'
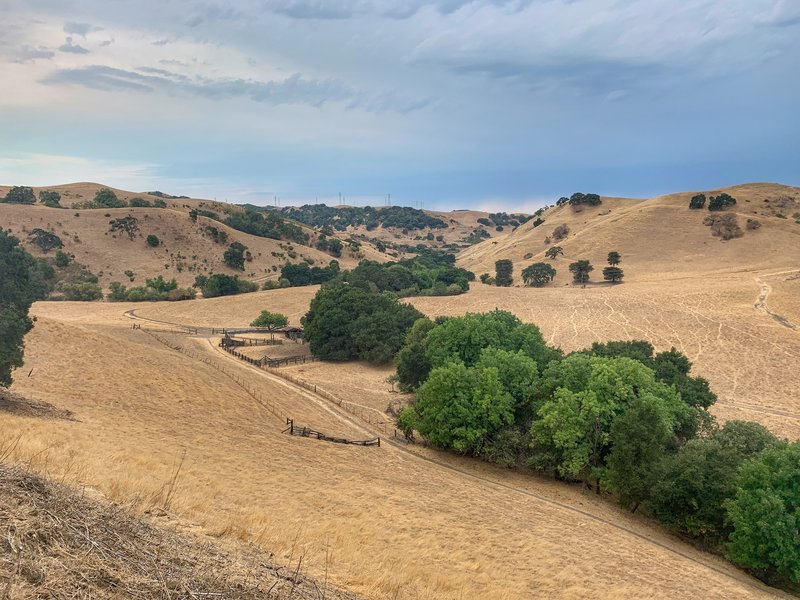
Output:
(754, 271), (800, 331)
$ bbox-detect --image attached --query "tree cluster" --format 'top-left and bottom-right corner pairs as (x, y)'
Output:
(708, 193), (737, 212)
(396, 318), (797, 587)
(193, 274), (258, 298)
(282, 250), (473, 298)
(302, 282), (424, 364)
(555, 193), (601, 208)
(477, 212), (532, 229)
(315, 235), (343, 257)
(39, 190), (62, 208)
(224, 209), (308, 245)
(108, 276), (195, 302)
(281, 260), (340, 286)
(275, 204), (447, 232)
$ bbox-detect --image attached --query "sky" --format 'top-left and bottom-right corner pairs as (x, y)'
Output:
(0, 0), (798, 211)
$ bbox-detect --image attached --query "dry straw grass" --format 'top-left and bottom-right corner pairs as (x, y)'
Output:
(0, 462), (361, 599)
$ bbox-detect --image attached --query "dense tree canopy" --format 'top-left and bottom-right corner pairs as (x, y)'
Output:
(0, 230), (42, 387)
(194, 274), (258, 298)
(94, 188), (126, 208)
(302, 283), (423, 364)
(393, 314), (790, 589)
(725, 441), (800, 584)
(495, 259), (513, 287)
(224, 209), (308, 244)
(275, 204), (447, 232)
(2, 186), (36, 204)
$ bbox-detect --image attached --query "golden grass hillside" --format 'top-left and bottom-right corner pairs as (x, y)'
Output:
(2, 299), (789, 599)
(0, 183), (388, 289)
(459, 183), (800, 281)
(0, 182), (514, 290)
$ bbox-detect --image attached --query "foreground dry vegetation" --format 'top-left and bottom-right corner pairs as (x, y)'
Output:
(0, 461), (361, 599)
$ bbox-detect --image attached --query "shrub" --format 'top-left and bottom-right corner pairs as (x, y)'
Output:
(479, 273), (494, 285)
(54, 250), (72, 268)
(746, 219), (761, 230)
(28, 229), (63, 253)
(93, 188), (126, 209)
(551, 224), (569, 241)
(146, 234), (160, 247)
(39, 190), (62, 208)
(61, 282), (103, 301)
(703, 213), (743, 240)
(128, 197), (152, 208)
(153, 199), (167, 208)
(223, 242), (247, 270)
(167, 287), (196, 301)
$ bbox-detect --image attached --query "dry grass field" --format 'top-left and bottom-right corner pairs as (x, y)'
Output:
(0, 288), (790, 599)
(2, 182), (799, 598)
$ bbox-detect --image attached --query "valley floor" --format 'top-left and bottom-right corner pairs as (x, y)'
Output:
(3, 268), (798, 599)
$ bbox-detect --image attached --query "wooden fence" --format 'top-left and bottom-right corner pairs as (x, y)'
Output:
(221, 345), (320, 368)
(222, 335), (284, 347)
(283, 419), (380, 446)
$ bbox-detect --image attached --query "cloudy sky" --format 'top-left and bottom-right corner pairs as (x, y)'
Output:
(1, 0), (798, 210)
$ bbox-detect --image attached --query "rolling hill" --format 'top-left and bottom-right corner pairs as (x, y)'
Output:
(459, 183), (800, 283)
(0, 182), (515, 291)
